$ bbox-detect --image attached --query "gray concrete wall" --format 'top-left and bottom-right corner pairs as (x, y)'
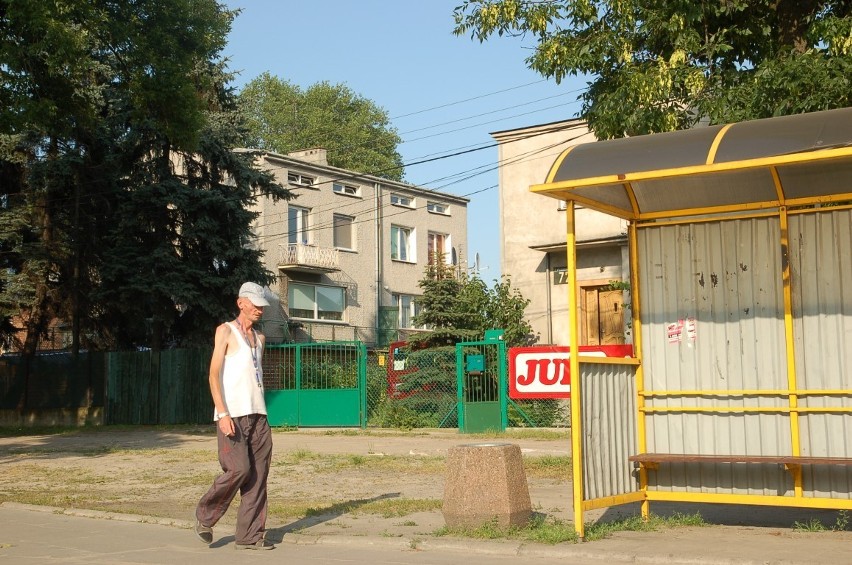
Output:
(492, 121), (628, 346)
(246, 150), (468, 346)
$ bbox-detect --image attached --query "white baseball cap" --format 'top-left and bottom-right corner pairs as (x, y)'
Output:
(238, 282), (270, 307)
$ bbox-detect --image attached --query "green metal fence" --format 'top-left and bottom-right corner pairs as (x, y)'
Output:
(263, 341), (366, 427)
(6, 341), (568, 429)
(366, 346), (459, 428)
(363, 342), (569, 429)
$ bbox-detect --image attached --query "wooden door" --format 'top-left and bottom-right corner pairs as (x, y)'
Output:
(583, 286), (625, 345)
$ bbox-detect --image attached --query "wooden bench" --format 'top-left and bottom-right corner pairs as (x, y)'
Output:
(629, 453), (852, 471)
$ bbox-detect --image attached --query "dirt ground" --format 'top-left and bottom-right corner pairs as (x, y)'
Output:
(0, 426), (847, 542)
(0, 427), (580, 538)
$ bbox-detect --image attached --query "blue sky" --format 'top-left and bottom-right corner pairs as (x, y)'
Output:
(222, 0), (589, 279)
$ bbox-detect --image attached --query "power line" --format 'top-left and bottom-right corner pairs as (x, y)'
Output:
(250, 121), (589, 228)
(396, 87), (586, 136)
(390, 79), (549, 120)
(0, 121), (589, 242)
(0, 81), (592, 243)
(252, 130), (588, 250)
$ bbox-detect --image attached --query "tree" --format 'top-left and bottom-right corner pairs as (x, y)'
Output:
(239, 73), (405, 180)
(453, 1), (852, 138)
(0, 0), (291, 353)
(410, 261), (536, 348)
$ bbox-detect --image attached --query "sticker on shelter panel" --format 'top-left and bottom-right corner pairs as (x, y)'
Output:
(508, 345), (634, 399)
(667, 317), (697, 344)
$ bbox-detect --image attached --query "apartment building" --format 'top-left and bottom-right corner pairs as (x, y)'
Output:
(492, 120), (630, 346)
(239, 148), (469, 347)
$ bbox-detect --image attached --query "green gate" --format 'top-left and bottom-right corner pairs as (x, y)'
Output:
(263, 341), (366, 428)
(456, 331), (507, 433)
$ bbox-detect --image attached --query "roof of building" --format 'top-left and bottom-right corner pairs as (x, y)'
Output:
(235, 148), (470, 205)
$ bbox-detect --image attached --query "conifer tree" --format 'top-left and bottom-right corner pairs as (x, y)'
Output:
(411, 261), (535, 348)
(0, 0), (291, 352)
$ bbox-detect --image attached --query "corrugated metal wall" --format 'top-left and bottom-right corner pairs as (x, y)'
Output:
(638, 217), (791, 495)
(789, 209), (852, 497)
(632, 213), (852, 499)
(581, 362), (638, 500)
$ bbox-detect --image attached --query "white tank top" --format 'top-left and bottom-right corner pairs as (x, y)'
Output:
(215, 321), (267, 419)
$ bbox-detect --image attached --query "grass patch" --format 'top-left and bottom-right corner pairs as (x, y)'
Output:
(356, 497), (441, 517)
(436, 514), (578, 544)
(275, 448), (322, 465)
(436, 512), (706, 545)
(523, 455), (571, 480)
(793, 510), (849, 532)
(0, 424), (215, 438)
(304, 497), (441, 519)
(584, 512), (705, 541)
(269, 497), (440, 520)
(469, 429), (570, 441)
(1, 446), (213, 461)
(324, 453), (444, 473)
(0, 426), (82, 438)
(273, 449), (445, 474)
(315, 429), (432, 438)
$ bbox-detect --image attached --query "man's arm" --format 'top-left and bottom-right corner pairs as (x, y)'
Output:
(209, 323), (235, 436)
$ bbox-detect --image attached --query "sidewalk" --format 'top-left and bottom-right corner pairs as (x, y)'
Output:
(2, 428), (851, 564)
(2, 501), (851, 565)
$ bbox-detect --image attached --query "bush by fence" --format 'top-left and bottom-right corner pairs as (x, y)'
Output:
(365, 345), (567, 429)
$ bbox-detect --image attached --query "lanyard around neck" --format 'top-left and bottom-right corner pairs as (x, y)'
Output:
(234, 319), (262, 388)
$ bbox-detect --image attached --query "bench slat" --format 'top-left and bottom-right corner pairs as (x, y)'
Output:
(629, 453), (852, 465)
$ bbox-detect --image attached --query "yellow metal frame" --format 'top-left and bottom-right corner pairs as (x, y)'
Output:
(533, 147), (852, 201)
(565, 201), (586, 539)
(547, 129), (852, 538)
(644, 490), (852, 511)
(532, 148), (852, 223)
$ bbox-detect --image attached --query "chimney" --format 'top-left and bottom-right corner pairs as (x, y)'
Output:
(287, 148), (328, 166)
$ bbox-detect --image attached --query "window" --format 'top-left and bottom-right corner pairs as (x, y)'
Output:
(333, 182), (360, 197)
(287, 172), (315, 187)
(333, 214), (354, 250)
(288, 205), (310, 245)
(288, 283), (345, 321)
(390, 225), (413, 262)
(393, 294), (421, 329)
(428, 232), (449, 265)
(427, 201), (450, 215)
(390, 193), (414, 208)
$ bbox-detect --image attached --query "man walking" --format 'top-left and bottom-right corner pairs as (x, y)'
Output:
(195, 282), (275, 550)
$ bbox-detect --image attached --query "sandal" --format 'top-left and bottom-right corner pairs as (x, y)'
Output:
(194, 520), (213, 545)
(235, 539), (275, 550)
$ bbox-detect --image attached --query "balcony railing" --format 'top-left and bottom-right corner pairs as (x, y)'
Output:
(278, 243), (339, 273)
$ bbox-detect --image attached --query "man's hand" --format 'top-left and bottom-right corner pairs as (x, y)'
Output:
(218, 415), (235, 437)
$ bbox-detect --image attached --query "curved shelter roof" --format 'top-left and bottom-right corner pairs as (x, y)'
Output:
(531, 107), (852, 220)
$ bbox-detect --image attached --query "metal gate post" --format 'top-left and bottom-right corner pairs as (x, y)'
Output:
(359, 342), (367, 429)
(456, 345), (465, 431)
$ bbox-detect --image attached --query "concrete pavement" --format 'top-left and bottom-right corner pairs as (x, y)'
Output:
(2, 501), (851, 565)
(2, 428), (852, 564)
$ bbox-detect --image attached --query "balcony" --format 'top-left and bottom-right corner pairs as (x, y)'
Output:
(278, 243), (340, 274)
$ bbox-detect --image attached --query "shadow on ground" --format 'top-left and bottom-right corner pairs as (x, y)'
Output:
(266, 492), (402, 542)
(594, 501), (849, 529)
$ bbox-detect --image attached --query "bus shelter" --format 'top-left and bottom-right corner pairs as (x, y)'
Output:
(530, 107), (852, 538)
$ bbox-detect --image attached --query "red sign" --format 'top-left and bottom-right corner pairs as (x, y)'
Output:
(508, 345), (633, 399)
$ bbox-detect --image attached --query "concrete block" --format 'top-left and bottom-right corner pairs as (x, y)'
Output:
(442, 442), (532, 528)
